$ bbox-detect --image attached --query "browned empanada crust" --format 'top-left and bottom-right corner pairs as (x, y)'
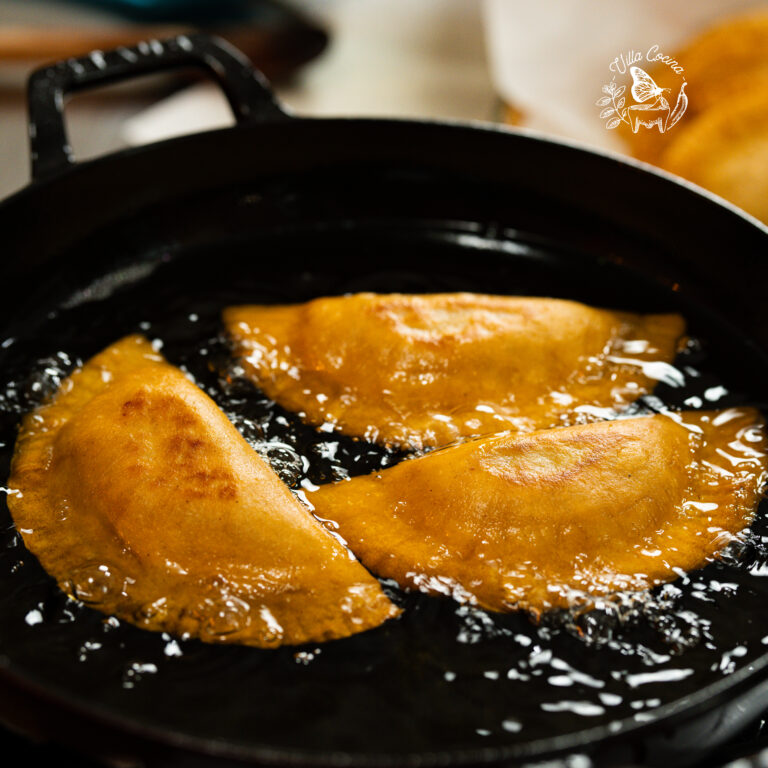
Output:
(308, 411), (767, 613)
(8, 335), (399, 647)
(224, 293), (684, 449)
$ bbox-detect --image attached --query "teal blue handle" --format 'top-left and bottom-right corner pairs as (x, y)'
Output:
(73, 0), (253, 22)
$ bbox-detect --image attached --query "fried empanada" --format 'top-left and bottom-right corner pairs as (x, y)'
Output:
(668, 8), (768, 119)
(8, 335), (398, 647)
(622, 9), (768, 174)
(308, 411), (767, 613)
(224, 293), (684, 449)
(660, 90), (768, 223)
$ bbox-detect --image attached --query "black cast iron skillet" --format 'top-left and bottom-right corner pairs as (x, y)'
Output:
(1, 33), (768, 768)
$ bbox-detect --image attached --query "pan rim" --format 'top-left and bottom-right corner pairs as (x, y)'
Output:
(2, 115), (767, 239)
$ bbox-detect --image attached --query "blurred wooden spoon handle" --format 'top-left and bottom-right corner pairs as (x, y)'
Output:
(0, 27), (182, 62)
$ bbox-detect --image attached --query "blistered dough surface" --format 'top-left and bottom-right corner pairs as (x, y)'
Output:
(309, 412), (767, 613)
(225, 293), (685, 449)
(8, 336), (399, 647)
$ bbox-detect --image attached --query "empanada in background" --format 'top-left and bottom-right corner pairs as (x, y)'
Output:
(225, 293), (684, 450)
(621, 8), (768, 223)
(309, 411), (767, 614)
(662, 90), (768, 223)
(8, 335), (399, 648)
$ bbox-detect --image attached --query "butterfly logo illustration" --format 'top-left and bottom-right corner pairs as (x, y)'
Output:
(629, 66), (670, 105)
(598, 63), (688, 134)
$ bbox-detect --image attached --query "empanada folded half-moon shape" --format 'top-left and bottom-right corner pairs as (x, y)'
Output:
(308, 410), (767, 613)
(7, 335), (399, 647)
(223, 293), (685, 449)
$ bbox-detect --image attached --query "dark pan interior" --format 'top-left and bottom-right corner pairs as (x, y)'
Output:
(2, 160), (768, 768)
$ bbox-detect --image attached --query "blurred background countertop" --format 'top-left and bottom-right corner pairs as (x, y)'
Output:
(1, 0), (766, 222)
(0, 0), (496, 200)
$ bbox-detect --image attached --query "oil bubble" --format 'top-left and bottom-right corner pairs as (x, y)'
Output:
(67, 563), (121, 605)
(197, 595), (252, 641)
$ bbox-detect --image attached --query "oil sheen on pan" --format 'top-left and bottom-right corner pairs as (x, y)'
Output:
(223, 293), (686, 449)
(308, 411), (768, 613)
(7, 335), (399, 648)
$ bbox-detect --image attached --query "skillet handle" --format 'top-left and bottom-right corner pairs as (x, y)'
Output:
(27, 32), (288, 182)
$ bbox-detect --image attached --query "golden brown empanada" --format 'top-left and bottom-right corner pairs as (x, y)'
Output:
(8, 335), (399, 647)
(224, 293), (685, 450)
(622, 9), (768, 167)
(660, 90), (768, 223)
(617, 9), (768, 223)
(308, 411), (767, 613)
